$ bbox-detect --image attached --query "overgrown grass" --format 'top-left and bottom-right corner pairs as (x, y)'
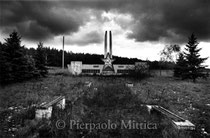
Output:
(0, 68), (209, 137)
(46, 84), (165, 138)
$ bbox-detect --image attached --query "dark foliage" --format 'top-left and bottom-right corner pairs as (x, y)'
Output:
(0, 106), (36, 137)
(26, 47), (144, 67)
(174, 53), (187, 78)
(26, 47), (173, 69)
(148, 61), (175, 70)
(34, 42), (48, 77)
(129, 64), (150, 80)
(0, 31), (37, 84)
(0, 31), (50, 85)
(174, 34), (208, 82)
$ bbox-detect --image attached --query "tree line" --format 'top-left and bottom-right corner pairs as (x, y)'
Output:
(26, 48), (174, 70)
(26, 48), (141, 66)
(26, 47), (170, 68)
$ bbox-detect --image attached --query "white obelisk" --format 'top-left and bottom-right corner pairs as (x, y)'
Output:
(104, 31), (107, 58)
(109, 31), (112, 58)
(62, 36), (64, 69)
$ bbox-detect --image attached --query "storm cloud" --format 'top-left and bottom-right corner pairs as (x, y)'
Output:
(0, 1), (89, 41)
(124, 0), (210, 43)
(1, 0), (210, 44)
(67, 30), (103, 46)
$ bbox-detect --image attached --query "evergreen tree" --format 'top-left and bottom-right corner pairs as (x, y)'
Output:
(0, 42), (10, 84)
(35, 42), (48, 77)
(174, 53), (187, 78)
(183, 34), (208, 82)
(0, 31), (37, 84)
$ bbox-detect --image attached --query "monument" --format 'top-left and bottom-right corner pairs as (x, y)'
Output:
(101, 31), (115, 75)
(67, 31), (148, 75)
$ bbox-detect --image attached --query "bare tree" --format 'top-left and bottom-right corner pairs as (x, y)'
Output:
(159, 44), (180, 76)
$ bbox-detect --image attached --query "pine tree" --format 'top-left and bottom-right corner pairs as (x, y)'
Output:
(0, 42), (10, 83)
(0, 31), (37, 84)
(35, 42), (48, 77)
(183, 33), (208, 82)
(174, 53), (187, 78)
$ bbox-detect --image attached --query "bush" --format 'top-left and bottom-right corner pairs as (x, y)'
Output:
(129, 64), (150, 80)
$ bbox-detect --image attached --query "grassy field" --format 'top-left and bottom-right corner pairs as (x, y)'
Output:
(0, 67), (210, 137)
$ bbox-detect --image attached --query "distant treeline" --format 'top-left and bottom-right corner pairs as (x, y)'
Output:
(26, 47), (175, 70)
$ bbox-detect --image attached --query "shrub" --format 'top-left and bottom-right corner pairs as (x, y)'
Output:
(129, 64), (150, 80)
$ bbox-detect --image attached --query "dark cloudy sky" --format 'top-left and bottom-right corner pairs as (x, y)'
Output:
(0, 0), (210, 66)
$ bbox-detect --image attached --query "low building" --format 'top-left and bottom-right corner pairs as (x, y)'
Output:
(68, 61), (137, 75)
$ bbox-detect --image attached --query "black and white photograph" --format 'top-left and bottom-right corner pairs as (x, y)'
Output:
(0, 0), (210, 137)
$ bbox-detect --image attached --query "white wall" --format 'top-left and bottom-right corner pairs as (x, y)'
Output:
(35, 106), (52, 119)
(68, 61), (82, 75)
(67, 61), (144, 75)
(113, 64), (135, 73)
(82, 64), (103, 71)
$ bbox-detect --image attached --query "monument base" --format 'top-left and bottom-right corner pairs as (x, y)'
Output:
(101, 71), (115, 76)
